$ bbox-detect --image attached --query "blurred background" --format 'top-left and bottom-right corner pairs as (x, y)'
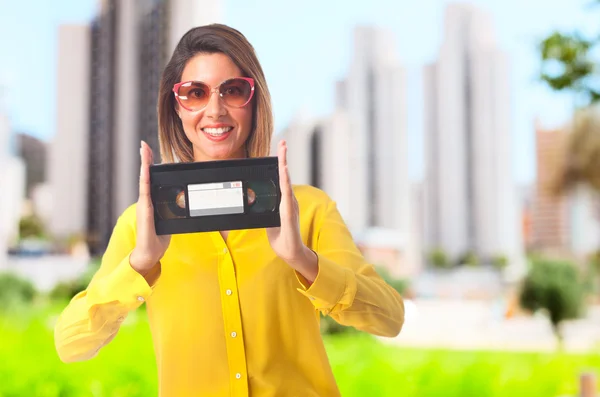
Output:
(1, 0), (600, 396)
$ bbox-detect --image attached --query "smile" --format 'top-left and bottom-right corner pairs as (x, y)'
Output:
(202, 127), (233, 136)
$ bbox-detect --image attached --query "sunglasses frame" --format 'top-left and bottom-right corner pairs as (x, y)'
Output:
(172, 77), (255, 112)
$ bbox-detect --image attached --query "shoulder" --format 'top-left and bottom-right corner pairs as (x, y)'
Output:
(292, 184), (332, 207)
(116, 203), (138, 230)
(292, 184), (334, 224)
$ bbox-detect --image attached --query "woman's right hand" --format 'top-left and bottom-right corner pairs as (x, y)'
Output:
(129, 141), (171, 276)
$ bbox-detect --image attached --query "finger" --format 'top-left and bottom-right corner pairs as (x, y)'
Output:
(278, 140), (293, 199)
(139, 141), (152, 204)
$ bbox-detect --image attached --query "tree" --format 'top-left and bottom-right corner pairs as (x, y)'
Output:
(539, 31), (598, 107)
(538, 6), (600, 259)
(519, 259), (585, 349)
(549, 107), (600, 195)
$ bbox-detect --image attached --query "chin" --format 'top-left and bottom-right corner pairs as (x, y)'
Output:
(200, 146), (244, 161)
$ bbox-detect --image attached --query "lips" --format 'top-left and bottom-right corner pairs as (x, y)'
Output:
(201, 125), (233, 142)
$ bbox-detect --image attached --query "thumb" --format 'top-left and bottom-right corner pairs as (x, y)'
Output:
(139, 141), (153, 206)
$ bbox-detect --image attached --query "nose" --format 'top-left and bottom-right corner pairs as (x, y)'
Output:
(204, 89), (226, 118)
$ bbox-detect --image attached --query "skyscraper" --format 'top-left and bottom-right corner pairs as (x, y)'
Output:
(337, 26), (409, 234)
(84, 0), (221, 254)
(531, 121), (570, 252)
(50, 24), (91, 243)
(274, 110), (353, 225)
(280, 26), (409, 236)
(423, 3), (523, 265)
(87, 3), (116, 254)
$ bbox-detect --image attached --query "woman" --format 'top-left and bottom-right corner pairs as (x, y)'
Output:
(54, 24), (405, 397)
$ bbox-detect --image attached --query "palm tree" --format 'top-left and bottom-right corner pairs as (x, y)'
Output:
(537, 9), (600, 192)
(549, 108), (600, 196)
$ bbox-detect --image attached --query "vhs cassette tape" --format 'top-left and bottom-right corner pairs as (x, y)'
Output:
(149, 157), (281, 235)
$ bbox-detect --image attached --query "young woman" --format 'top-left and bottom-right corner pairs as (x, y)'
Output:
(54, 24), (405, 397)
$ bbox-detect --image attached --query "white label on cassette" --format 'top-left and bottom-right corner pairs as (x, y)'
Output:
(187, 181), (244, 216)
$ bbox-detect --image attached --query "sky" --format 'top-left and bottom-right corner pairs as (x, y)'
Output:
(0, 0), (595, 184)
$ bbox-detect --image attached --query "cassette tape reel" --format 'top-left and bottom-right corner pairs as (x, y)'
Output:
(246, 180), (278, 213)
(155, 185), (187, 220)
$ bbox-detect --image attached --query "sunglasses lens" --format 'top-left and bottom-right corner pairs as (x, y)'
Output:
(177, 81), (210, 110)
(220, 78), (253, 107)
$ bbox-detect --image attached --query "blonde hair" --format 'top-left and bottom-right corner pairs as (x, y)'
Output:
(157, 24), (273, 163)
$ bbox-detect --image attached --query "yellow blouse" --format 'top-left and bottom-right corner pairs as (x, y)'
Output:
(54, 185), (405, 397)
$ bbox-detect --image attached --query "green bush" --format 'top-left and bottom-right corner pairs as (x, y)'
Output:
(519, 259), (585, 348)
(491, 254), (509, 270)
(0, 272), (37, 309)
(19, 214), (47, 240)
(49, 260), (100, 302)
(427, 248), (451, 269)
(456, 251), (479, 267)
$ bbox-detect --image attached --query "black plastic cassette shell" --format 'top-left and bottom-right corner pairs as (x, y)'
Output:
(150, 157), (281, 235)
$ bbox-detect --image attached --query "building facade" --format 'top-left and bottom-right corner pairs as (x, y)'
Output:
(337, 26), (409, 234)
(531, 122), (570, 252)
(278, 26), (420, 275)
(50, 24), (91, 244)
(83, 0), (220, 254)
(423, 3), (523, 267)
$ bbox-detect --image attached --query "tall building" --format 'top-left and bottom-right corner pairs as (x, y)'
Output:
(278, 26), (420, 275)
(280, 26), (409, 235)
(84, 0), (221, 254)
(49, 24), (91, 243)
(16, 133), (47, 198)
(531, 122), (570, 252)
(423, 3), (523, 266)
(87, 3), (116, 254)
(274, 110), (353, 224)
(337, 26), (409, 234)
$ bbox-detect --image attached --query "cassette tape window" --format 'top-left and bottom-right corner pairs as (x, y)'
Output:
(188, 181), (244, 216)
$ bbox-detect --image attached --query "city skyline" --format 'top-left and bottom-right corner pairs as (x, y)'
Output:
(0, 0), (596, 266)
(0, 0), (594, 185)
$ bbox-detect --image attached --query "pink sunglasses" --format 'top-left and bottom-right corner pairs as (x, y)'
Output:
(172, 77), (255, 112)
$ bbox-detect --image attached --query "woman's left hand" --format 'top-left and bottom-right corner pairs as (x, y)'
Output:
(266, 140), (319, 282)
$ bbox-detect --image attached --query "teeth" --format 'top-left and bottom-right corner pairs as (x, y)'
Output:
(203, 127), (232, 136)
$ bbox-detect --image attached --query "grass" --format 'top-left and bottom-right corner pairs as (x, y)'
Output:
(326, 335), (600, 397)
(0, 302), (599, 397)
